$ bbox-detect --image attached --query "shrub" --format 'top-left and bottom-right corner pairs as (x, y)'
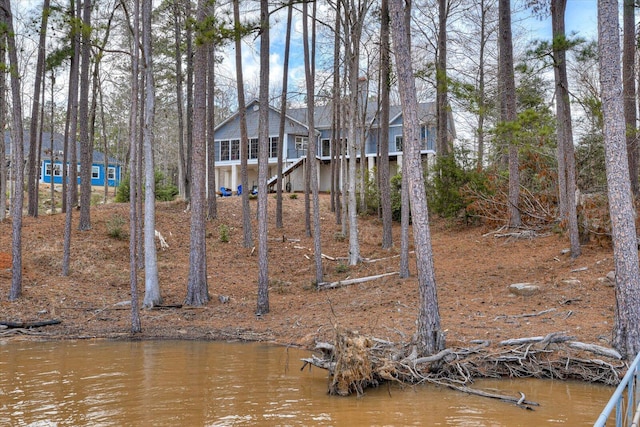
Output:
(115, 170), (178, 202)
(427, 150), (490, 219)
(218, 224), (230, 243)
(335, 263), (349, 274)
(106, 214), (126, 240)
(390, 172), (403, 222)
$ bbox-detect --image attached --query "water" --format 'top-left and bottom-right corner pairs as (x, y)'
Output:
(0, 340), (613, 426)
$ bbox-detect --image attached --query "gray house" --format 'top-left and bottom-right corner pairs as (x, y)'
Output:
(211, 99), (454, 193)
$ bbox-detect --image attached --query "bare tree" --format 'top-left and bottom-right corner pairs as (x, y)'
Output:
(207, 43), (217, 220)
(173, 0), (187, 200)
(0, 31), (6, 223)
(142, 0), (161, 308)
(330, 0), (342, 223)
(498, 0), (520, 227)
(343, 0), (371, 265)
(598, 0), (640, 359)
(233, 0), (253, 248)
(303, 0), (323, 285)
(128, 0), (142, 332)
(472, 0), (493, 171)
(389, 0), (444, 355)
(398, 1), (412, 279)
(185, 0), (210, 307)
(275, 3), (293, 229)
(551, 0), (580, 258)
(2, 0), (24, 300)
(27, 0), (51, 218)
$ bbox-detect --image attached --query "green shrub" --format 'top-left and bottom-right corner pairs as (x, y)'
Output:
(427, 150), (490, 218)
(115, 170), (178, 203)
(218, 224), (230, 243)
(106, 214), (126, 240)
(335, 263), (349, 274)
(390, 172), (403, 222)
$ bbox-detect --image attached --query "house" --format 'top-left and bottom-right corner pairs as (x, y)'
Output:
(4, 130), (122, 188)
(211, 99), (455, 193)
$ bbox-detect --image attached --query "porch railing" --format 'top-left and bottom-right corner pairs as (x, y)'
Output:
(594, 351), (640, 427)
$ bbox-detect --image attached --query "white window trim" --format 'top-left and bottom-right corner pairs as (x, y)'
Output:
(395, 135), (403, 152)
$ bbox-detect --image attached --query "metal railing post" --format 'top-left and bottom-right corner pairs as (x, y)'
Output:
(595, 352), (640, 427)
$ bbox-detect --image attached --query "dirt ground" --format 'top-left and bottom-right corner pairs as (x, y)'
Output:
(0, 193), (617, 352)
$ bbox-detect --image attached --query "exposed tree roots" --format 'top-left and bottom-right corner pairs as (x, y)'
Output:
(301, 328), (625, 405)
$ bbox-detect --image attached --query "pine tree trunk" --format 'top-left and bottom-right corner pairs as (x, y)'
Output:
(599, 0), (640, 358)
(142, 0), (161, 308)
(256, 0), (270, 315)
(27, 0), (50, 217)
(552, 0), (580, 257)
(185, 0), (210, 307)
(62, 0), (81, 277)
(498, 0), (520, 228)
(233, 0), (253, 249)
(623, 0), (638, 195)
(379, 0), (393, 249)
(2, 0), (24, 300)
(389, 0), (444, 355)
(128, 0), (142, 333)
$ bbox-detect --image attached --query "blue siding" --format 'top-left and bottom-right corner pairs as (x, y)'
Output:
(41, 160), (121, 187)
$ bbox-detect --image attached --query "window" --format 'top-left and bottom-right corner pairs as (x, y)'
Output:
(269, 137), (279, 158)
(45, 163), (52, 176)
(395, 135), (403, 152)
(321, 139), (331, 157)
(295, 136), (308, 155)
(107, 167), (116, 180)
(230, 139), (240, 160)
(92, 166), (100, 179)
(421, 125), (435, 151)
(220, 140), (230, 161)
(420, 126), (429, 150)
(53, 164), (62, 177)
(249, 138), (258, 159)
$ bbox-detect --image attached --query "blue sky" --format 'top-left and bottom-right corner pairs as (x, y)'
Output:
(219, 1), (603, 110)
(522, 0), (599, 41)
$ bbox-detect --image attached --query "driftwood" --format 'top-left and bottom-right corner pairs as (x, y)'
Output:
(566, 341), (622, 359)
(317, 272), (398, 290)
(499, 332), (574, 346)
(448, 385), (538, 410)
(302, 329), (624, 402)
(155, 230), (169, 250)
(0, 319), (61, 329)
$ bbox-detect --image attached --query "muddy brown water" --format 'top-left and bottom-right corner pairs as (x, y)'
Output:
(0, 340), (613, 426)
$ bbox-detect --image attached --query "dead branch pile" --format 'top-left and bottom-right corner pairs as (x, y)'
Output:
(302, 329), (625, 402)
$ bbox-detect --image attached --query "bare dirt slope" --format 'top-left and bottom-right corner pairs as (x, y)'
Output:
(0, 194), (616, 351)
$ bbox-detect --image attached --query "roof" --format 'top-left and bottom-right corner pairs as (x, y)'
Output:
(3, 130), (120, 165)
(214, 99), (455, 140)
(286, 101), (438, 129)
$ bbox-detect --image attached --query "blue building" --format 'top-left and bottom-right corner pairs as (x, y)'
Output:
(5, 130), (122, 188)
(211, 99), (455, 193)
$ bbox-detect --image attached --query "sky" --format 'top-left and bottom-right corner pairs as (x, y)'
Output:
(522, 0), (599, 41)
(217, 0), (603, 111)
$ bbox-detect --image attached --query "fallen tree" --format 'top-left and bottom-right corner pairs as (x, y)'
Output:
(301, 328), (624, 405)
